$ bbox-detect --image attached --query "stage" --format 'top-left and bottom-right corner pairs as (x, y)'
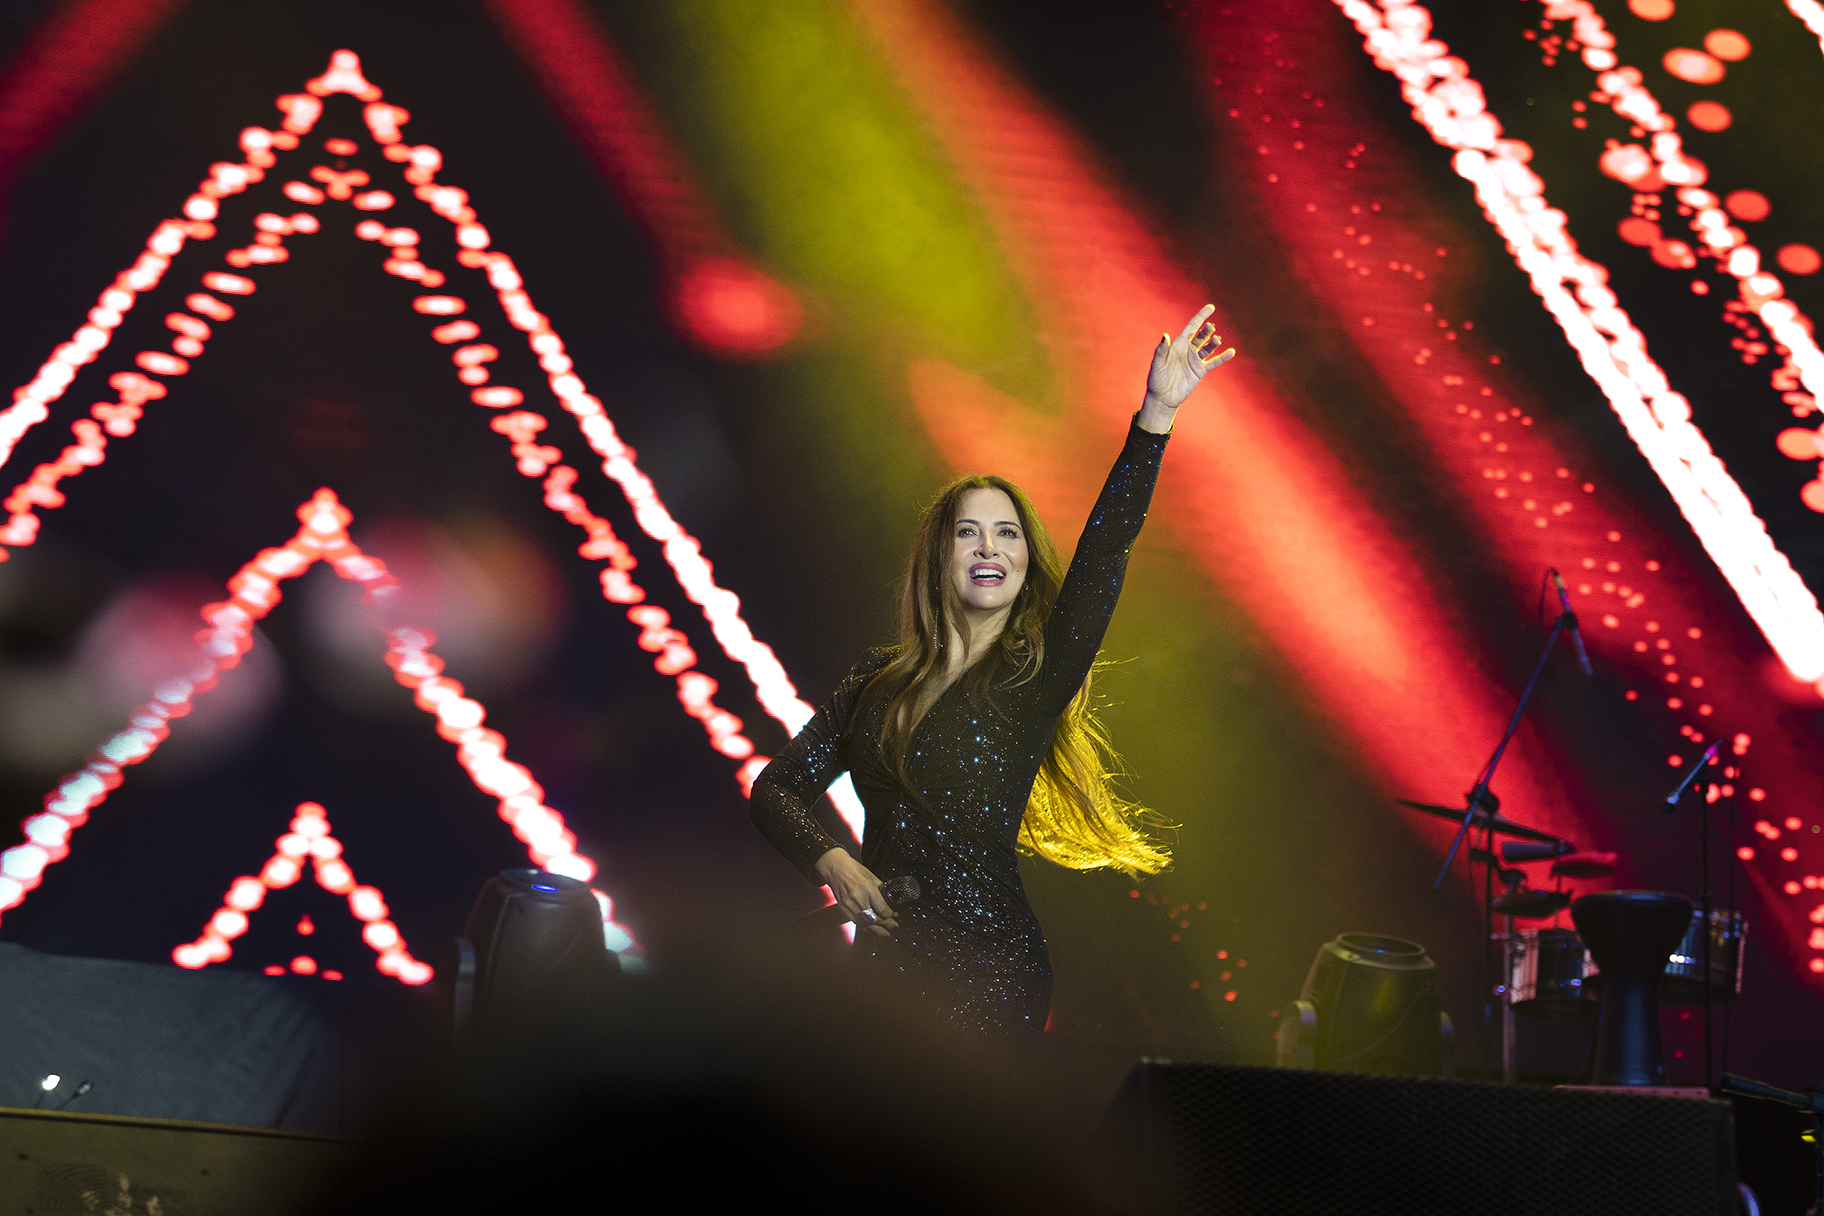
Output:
(0, 0), (1819, 1209)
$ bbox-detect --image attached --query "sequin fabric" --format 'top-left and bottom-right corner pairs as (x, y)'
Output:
(752, 418), (1169, 1036)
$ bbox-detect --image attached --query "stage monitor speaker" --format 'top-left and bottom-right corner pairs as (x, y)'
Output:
(1101, 1061), (1737, 1215)
(0, 1104), (354, 1216)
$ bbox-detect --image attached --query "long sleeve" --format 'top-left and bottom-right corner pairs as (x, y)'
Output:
(1037, 416), (1169, 715)
(750, 650), (893, 883)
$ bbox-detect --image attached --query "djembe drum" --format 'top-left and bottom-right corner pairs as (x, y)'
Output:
(1571, 890), (1694, 1086)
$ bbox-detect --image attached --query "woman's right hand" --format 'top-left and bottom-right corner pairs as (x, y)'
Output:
(814, 847), (898, 937)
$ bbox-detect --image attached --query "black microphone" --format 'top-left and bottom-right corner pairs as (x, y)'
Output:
(1550, 569), (1593, 677)
(1664, 739), (1723, 809)
(792, 875), (921, 933)
(1500, 839), (1574, 864)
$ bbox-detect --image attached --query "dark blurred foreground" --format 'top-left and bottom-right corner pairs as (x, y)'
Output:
(320, 908), (1144, 1215)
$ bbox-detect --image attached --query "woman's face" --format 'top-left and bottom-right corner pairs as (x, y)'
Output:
(948, 487), (1029, 627)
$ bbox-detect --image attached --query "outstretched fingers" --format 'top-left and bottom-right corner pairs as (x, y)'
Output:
(1175, 303), (1217, 347)
(1142, 305), (1237, 419)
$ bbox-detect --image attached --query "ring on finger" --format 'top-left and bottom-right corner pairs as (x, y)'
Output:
(857, 907), (881, 924)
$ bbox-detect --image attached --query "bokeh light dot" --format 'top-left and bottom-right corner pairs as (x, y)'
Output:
(1724, 191), (1770, 222)
(1628, 0), (1674, 17)
(1663, 48), (1725, 84)
(1704, 29), (1751, 61)
(1778, 245), (1822, 276)
(1685, 101), (1731, 132)
(1617, 218), (1660, 246)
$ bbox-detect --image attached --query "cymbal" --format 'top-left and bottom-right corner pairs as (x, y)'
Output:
(1394, 799), (1565, 844)
(1491, 890), (1572, 918)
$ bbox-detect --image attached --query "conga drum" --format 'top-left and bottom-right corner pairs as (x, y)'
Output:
(1571, 890), (1694, 1086)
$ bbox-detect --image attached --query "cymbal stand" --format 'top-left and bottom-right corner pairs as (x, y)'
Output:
(1665, 739), (1722, 1087)
(1433, 609), (1572, 1080)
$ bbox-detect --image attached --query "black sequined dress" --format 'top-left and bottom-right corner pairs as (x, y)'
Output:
(751, 418), (1168, 1036)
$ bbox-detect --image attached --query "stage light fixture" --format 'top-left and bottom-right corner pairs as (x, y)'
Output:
(1277, 934), (1451, 1077)
(449, 868), (621, 1041)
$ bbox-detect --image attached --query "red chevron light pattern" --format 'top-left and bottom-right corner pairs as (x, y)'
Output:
(0, 49), (867, 842)
(172, 801), (435, 985)
(0, 485), (638, 963)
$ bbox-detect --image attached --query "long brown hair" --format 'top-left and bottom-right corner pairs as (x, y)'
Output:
(864, 474), (1170, 875)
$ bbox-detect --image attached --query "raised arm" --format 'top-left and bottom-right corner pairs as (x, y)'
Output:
(1038, 308), (1234, 711)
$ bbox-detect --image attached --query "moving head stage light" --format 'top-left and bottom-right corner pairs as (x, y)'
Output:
(449, 869), (620, 1041)
(1277, 934), (1451, 1077)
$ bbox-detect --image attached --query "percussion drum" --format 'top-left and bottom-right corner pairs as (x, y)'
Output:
(1661, 907), (1747, 1004)
(1572, 890), (1693, 1087)
(1507, 927), (1597, 1022)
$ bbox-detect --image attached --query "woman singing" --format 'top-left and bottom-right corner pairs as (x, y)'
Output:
(752, 307), (1235, 1036)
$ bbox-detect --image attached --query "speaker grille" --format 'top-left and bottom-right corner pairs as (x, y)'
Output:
(1107, 1063), (1735, 1216)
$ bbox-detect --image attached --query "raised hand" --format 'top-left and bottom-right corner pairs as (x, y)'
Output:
(1139, 304), (1235, 432)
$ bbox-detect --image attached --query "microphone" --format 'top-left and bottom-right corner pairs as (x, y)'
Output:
(1550, 569), (1593, 677)
(1500, 839), (1575, 864)
(1664, 739), (1723, 809)
(791, 875), (921, 933)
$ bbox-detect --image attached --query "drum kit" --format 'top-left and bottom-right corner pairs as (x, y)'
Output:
(1390, 571), (1756, 1088)
(1400, 796), (1747, 1085)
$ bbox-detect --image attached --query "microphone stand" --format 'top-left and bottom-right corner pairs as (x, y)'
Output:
(1433, 605), (1573, 1081)
(1433, 609), (1571, 889)
(1665, 740), (1722, 1089)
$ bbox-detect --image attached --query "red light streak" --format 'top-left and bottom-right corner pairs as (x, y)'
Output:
(0, 211), (321, 546)
(1543, 1), (1824, 495)
(0, 217), (191, 477)
(1790, 0), (1824, 55)
(172, 801), (435, 984)
(0, 485), (639, 955)
(475, 0), (801, 356)
(1333, 0), (1824, 683)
